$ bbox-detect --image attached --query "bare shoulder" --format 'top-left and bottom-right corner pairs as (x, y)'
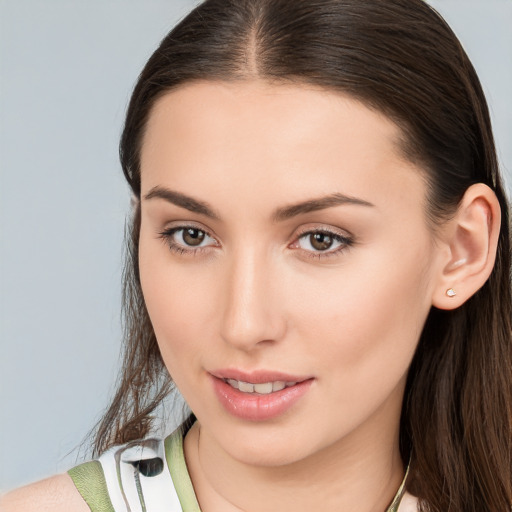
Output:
(0, 473), (89, 512)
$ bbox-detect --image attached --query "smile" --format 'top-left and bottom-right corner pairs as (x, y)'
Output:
(211, 372), (314, 421)
(224, 379), (297, 394)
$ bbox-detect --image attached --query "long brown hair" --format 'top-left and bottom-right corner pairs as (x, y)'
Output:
(91, 1), (512, 510)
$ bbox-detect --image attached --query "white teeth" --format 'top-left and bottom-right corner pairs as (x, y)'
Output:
(253, 382), (273, 394)
(225, 379), (297, 394)
(238, 381), (255, 393)
(227, 379), (239, 389)
(272, 381), (286, 392)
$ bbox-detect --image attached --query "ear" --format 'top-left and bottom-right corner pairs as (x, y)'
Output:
(432, 183), (501, 310)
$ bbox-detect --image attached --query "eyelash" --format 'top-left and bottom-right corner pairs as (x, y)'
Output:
(157, 225), (354, 260)
(293, 228), (354, 260)
(158, 225), (215, 257)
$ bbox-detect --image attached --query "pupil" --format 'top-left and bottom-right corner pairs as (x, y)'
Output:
(310, 233), (333, 251)
(183, 228), (205, 246)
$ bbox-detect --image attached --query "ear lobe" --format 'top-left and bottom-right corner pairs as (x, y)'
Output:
(432, 183), (501, 310)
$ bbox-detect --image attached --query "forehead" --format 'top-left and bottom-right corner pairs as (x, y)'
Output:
(142, 80), (404, 161)
(140, 80), (426, 217)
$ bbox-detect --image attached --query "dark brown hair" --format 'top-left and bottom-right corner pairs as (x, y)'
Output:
(91, 1), (512, 510)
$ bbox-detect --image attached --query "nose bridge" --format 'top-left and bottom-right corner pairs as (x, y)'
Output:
(220, 243), (285, 350)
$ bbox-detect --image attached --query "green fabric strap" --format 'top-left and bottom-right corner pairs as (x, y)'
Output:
(386, 463), (410, 512)
(68, 460), (116, 512)
(165, 429), (202, 512)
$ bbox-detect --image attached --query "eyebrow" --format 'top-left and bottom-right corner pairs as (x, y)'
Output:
(272, 193), (375, 222)
(144, 186), (374, 222)
(144, 186), (221, 220)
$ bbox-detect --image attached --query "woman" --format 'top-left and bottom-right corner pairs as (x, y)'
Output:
(2, 0), (510, 511)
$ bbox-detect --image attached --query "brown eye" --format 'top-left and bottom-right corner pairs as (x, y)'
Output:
(296, 230), (352, 255)
(309, 232), (334, 251)
(182, 228), (206, 246)
(159, 225), (217, 254)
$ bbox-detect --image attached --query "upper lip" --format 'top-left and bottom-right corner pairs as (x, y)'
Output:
(209, 369), (313, 384)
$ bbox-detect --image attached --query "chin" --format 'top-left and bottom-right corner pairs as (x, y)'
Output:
(229, 440), (307, 467)
(208, 418), (326, 468)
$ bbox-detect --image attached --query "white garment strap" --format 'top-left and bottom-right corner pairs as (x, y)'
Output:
(397, 491), (419, 512)
(99, 438), (183, 512)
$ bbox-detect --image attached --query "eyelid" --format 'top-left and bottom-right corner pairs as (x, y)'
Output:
(293, 224), (353, 240)
(159, 220), (217, 241)
(158, 222), (220, 255)
(289, 224), (355, 258)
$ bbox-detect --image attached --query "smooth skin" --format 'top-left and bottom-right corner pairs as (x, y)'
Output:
(138, 82), (500, 512)
(1, 81), (500, 512)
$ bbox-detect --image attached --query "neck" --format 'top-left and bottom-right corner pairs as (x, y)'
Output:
(184, 404), (405, 512)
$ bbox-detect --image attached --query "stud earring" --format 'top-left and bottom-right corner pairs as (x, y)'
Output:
(446, 288), (456, 297)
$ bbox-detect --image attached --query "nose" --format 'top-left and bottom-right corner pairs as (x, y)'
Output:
(219, 248), (287, 351)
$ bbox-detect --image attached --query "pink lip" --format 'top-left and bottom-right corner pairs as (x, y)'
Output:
(210, 368), (311, 384)
(209, 370), (314, 421)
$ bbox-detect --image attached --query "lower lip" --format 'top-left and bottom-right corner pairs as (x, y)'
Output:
(211, 376), (313, 421)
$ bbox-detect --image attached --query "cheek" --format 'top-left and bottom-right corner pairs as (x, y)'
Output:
(289, 239), (434, 382)
(280, 247), (434, 440)
(138, 229), (214, 370)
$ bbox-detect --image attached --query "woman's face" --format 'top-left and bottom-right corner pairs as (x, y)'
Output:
(138, 81), (445, 467)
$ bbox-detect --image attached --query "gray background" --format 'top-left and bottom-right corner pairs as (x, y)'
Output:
(1, 0), (511, 492)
